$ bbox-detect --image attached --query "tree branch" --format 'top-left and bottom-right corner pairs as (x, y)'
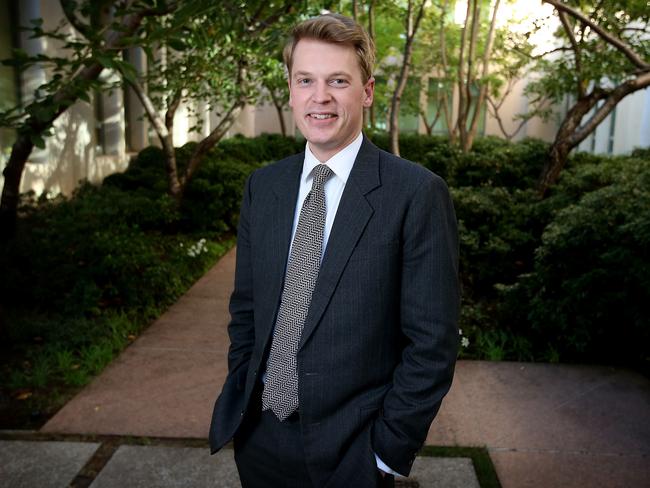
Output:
(456, 0), (471, 137)
(249, 1), (294, 33)
(60, 0), (92, 38)
(165, 91), (182, 132)
(572, 71), (650, 145)
(558, 9), (585, 97)
(468, 0), (500, 139)
(544, 0), (650, 71)
(510, 44), (571, 61)
(487, 94), (527, 140)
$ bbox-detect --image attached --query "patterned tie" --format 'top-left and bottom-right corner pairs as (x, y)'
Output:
(262, 163), (334, 421)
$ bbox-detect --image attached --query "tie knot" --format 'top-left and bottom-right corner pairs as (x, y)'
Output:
(311, 164), (333, 191)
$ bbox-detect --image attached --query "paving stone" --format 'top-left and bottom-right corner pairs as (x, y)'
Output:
(406, 457), (480, 488)
(489, 448), (650, 488)
(89, 445), (478, 488)
(0, 440), (99, 488)
(89, 445), (241, 488)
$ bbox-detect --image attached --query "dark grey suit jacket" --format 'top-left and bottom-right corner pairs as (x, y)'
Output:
(209, 136), (459, 486)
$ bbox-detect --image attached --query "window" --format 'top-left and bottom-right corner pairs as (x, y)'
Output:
(607, 106), (617, 155)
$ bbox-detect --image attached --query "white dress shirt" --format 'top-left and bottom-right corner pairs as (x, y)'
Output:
(290, 132), (403, 478)
(289, 132), (361, 258)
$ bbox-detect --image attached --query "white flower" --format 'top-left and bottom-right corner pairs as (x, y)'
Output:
(458, 329), (463, 336)
(187, 238), (209, 257)
(461, 337), (470, 348)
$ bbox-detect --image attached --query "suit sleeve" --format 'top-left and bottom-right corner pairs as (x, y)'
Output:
(226, 172), (256, 388)
(372, 173), (460, 476)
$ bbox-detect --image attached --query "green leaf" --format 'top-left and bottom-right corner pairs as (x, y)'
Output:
(167, 38), (186, 51)
(31, 133), (46, 149)
(95, 54), (116, 70)
(114, 59), (138, 85)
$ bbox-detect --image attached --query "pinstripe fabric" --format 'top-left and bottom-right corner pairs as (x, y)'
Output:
(262, 163), (334, 421)
(210, 137), (460, 484)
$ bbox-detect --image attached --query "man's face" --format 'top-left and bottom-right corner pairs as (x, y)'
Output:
(288, 38), (374, 162)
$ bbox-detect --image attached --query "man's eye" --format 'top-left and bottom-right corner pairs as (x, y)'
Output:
(297, 78), (311, 85)
(331, 79), (348, 86)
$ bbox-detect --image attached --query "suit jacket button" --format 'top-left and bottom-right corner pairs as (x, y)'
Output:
(240, 410), (244, 416)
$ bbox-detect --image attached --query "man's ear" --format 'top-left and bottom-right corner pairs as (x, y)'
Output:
(363, 76), (375, 108)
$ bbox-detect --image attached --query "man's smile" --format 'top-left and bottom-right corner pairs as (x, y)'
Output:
(308, 112), (338, 120)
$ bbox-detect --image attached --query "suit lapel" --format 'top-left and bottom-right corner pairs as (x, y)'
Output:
(259, 153), (303, 344)
(299, 137), (381, 350)
(270, 153), (304, 271)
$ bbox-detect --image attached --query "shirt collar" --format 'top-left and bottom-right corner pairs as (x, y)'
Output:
(302, 132), (363, 185)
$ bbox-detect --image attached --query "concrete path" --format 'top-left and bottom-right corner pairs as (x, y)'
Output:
(30, 248), (650, 487)
(0, 438), (479, 488)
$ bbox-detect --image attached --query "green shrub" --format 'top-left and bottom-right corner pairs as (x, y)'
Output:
(452, 186), (542, 300)
(450, 137), (548, 189)
(503, 157), (650, 366)
(105, 135), (302, 233)
(368, 132), (455, 177)
(181, 156), (257, 233)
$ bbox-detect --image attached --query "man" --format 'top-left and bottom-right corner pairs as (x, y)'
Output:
(209, 13), (459, 487)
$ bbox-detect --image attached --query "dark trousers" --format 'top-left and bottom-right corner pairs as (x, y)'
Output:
(233, 389), (394, 488)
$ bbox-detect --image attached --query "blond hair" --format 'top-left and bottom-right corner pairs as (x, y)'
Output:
(283, 13), (375, 83)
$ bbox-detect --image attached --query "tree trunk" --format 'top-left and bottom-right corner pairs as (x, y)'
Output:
(458, 0), (481, 153)
(540, 139), (572, 195)
(465, 0), (500, 152)
(0, 133), (34, 238)
(389, 91), (402, 155)
(420, 111), (432, 136)
(539, 95), (598, 195)
(270, 90), (286, 137)
(389, 0), (426, 156)
(161, 134), (182, 201)
(455, 0), (471, 149)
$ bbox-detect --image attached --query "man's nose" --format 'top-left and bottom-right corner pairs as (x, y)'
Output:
(312, 81), (332, 103)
